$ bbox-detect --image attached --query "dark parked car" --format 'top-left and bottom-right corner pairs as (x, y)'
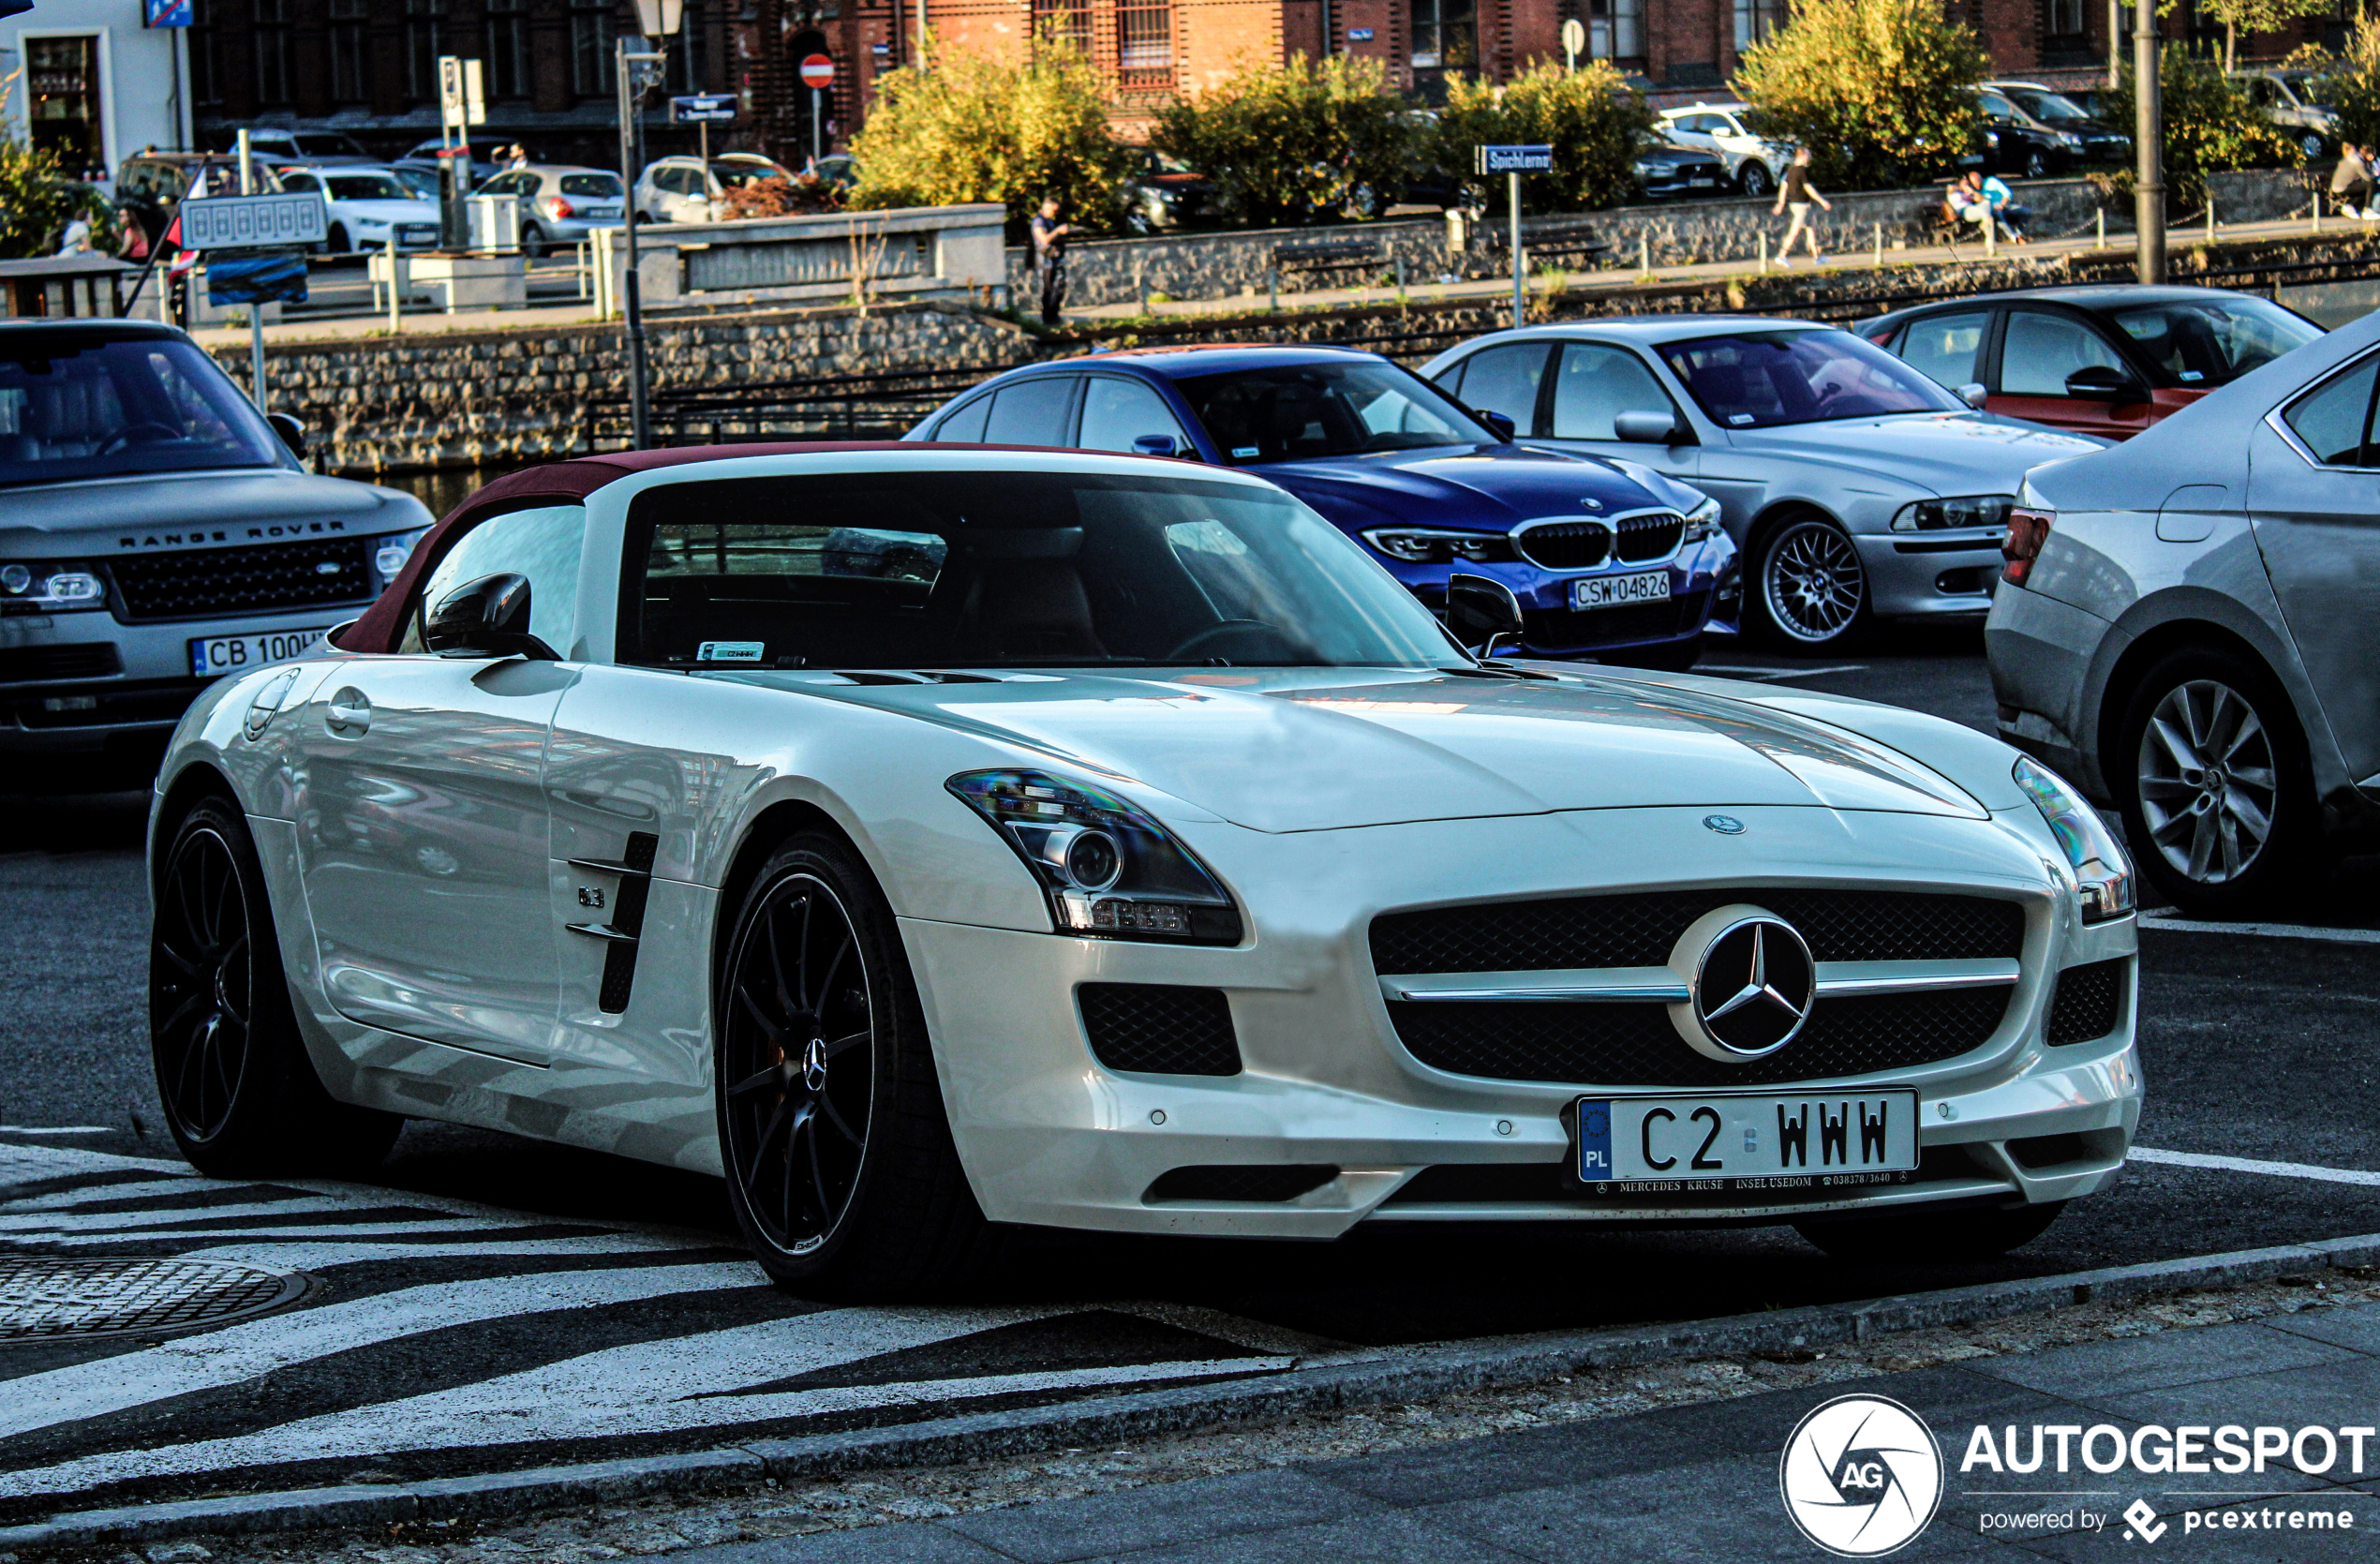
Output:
(204, 127), (375, 166)
(115, 152), (274, 247)
(1862, 285), (2323, 440)
(394, 141), (500, 192)
(1985, 82), (2133, 165)
(1967, 86), (2082, 179)
(903, 345), (1738, 669)
(1124, 152), (1214, 233)
(1631, 136), (1728, 200)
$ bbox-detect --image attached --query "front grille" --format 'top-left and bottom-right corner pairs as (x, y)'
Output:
(1385, 1145), (1981, 1205)
(1387, 987), (2012, 1087)
(1614, 511), (1687, 562)
(1371, 889), (2025, 976)
(1523, 592), (1703, 650)
(1514, 522), (1612, 570)
(110, 538), (374, 621)
(1078, 983), (1241, 1077)
(2045, 958), (2125, 1046)
(1144, 1165), (1337, 1203)
(0, 643), (122, 682)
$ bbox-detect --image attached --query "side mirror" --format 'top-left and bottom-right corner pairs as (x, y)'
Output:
(1956, 382), (1989, 410)
(266, 410), (307, 457)
(1131, 433), (1178, 456)
(1475, 409), (1518, 442)
(2064, 365), (2142, 401)
(424, 573), (554, 660)
(1445, 572), (1525, 658)
(1614, 409), (1689, 445)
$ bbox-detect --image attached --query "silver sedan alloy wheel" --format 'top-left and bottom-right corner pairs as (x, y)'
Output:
(1763, 519), (1866, 644)
(2135, 678), (2278, 885)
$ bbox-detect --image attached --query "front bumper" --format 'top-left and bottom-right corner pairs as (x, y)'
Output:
(1855, 526), (2003, 620)
(1394, 533), (1740, 657)
(900, 804), (2140, 1239)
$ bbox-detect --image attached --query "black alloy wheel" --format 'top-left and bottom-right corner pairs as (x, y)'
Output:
(149, 796), (403, 1176)
(1738, 162), (1774, 200)
(716, 830), (997, 1297)
(1756, 514), (1871, 650)
(520, 221), (547, 260)
(2022, 148), (2050, 179)
(1794, 1200), (2066, 1262)
(326, 223), (350, 255)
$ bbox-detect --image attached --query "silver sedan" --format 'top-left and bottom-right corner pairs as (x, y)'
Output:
(1421, 318), (2105, 651)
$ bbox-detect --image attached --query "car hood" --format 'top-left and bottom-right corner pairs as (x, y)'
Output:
(337, 200), (439, 221)
(1256, 445), (1671, 529)
(1722, 412), (2105, 493)
(743, 667), (1989, 832)
(0, 468), (425, 547)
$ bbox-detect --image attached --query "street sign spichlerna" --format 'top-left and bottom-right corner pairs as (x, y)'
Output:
(671, 93), (737, 124)
(179, 192), (328, 251)
(1475, 144), (1554, 175)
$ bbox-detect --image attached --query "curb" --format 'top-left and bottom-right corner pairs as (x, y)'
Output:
(6, 1233), (2375, 1552)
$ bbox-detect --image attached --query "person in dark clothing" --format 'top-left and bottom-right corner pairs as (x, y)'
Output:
(1770, 147), (1831, 264)
(1030, 197), (1070, 327)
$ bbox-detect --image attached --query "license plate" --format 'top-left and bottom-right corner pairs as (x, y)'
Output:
(1576, 1090), (1920, 1192)
(586, 205), (621, 219)
(189, 627), (330, 679)
(400, 226), (438, 245)
(1570, 570), (1672, 611)
(1689, 177), (1717, 186)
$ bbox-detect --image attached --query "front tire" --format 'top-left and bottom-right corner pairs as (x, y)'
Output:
(2303, 130), (2328, 160)
(149, 796), (402, 1177)
(2022, 149), (2050, 179)
(716, 830), (997, 1298)
(2114, 647), (2320, 916)
(1754, 515), (1871, 651)
(1795, 1201), (2066, 1262)
(1737, 162), (1774, 200)
(520, 222), (548, 260)
(326, 223), (351, 256)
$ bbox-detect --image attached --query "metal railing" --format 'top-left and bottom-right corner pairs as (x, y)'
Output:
(583, 364), (1020, 450)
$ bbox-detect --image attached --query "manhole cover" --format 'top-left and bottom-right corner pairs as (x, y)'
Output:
(0, 1258), (308, 1342)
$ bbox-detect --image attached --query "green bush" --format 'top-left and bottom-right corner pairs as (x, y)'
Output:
(848, 34), (1133, 235)
(2313, 23), (2380, 151)
(1150, 53), (1425, 227)
(2102, 46), (2300, 215)
(1435, 61), (1657, 215)
(0, 138), (117, 259)
(1734, 0), (1988, 189)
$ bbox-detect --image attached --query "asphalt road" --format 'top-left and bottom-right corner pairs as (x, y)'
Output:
(6, 624), (2377, 1515)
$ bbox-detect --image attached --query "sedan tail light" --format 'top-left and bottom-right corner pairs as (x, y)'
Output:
(542, 195), (575, 220)
(2002, 505), (2053, 587)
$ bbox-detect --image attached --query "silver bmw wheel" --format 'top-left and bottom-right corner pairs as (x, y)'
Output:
(1761, 519), (1867, 646)
(2135, 678), (2278, 885)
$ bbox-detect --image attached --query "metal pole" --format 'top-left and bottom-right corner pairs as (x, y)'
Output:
(2108, 0), (2122, 88)
(237, 128), (263, 410)
(386, 231), (401, 333)
(1509, 170), (1523, 329)
(698, 120), (709, 217)
(2135, 0), (2164, 284)
(811, 87), (822, 167)
(619, 35), (651, 450)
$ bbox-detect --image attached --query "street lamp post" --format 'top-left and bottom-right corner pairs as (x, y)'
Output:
(618, 0), (683, 452)
(2134, 0), (2164, 283)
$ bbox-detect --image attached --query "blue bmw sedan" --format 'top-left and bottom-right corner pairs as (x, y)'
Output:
(904, 345), (1738, 668)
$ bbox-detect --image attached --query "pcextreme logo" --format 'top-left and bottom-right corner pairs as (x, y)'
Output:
(1778, 1393), (1945, 1557)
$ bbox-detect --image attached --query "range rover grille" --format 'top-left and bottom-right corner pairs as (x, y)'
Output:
(110, 538), (374, 621)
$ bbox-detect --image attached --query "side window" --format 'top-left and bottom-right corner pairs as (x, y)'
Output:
(982, 377), (1077, 445)
(1999, 310), (2126, 396)
(931, 392), (991, 442)
(2283, 356), (2380, 467)
(1452, 343), (1552, 434)
(1896, 310), (1991, 390)
(277, 171), (320, 192)
(1550, 344), (1674, 440)
(1077, 376), (1188, 453)
(417, 504), (588, 656)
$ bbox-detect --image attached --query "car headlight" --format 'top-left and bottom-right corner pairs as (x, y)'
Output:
(1681, 497), (1722, 543)
(1361, 527), (1515, 565)
(1892, 494), (2014, 531)
(947, 768), (1243, 944)
(0, 560), (107, 612)
(372, 527), (430, 592)
(2056, 132), (2083, 150)
(2014, 756), (2134, 922)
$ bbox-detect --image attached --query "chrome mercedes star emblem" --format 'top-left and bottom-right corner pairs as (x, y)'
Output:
(802, 1036), (830, 1092)
(1692, 916), (1816, 1057)
(1703, 814), (1745, 835)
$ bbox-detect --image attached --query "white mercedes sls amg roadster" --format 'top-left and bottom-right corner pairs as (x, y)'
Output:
(147, 445), (2142, 1296)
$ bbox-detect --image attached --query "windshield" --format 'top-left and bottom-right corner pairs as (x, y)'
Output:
(559, 172), (622, 197)
(325, 173), (416, 201)
(1660, 329), (1962, 427)
(0, 335), (286, 487)
(394, 168), (440, 200)
(2106, 296), (2321, 385)
(297, 133), (368, 157)
(621, 470), (1458, 670)
(2007, 89), (2093, 122)
(715, 160), (789, 188)
(1172, 361), (1492, 464)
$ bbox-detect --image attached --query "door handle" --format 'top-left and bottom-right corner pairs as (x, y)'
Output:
(325, 687), (371, 736)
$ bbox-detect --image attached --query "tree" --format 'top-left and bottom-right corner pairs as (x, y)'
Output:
(1150, 53), (1426, 227)
(1435, 61), (1658, 215)
(1733, 0), (1989, 190)
(2313, 21), (2380, 150)
(849, 34), (1133, 235)
(2104, 45), (2299, 214)
(2159, 0), (2331, 72)
(0, 136), (117, 260)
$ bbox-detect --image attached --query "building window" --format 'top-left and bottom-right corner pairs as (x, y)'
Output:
(1031, 0), (1093, 55)
(255, 0), (293, 106)
(488, 0), (531, 97)
(26, 35), (103, 176)
(573, 0), (617, 96)
(407, 0), (447, 102)
(190, 0), (222, 105)
(1411, 0), (1477, 69)
(1589, 0), (1641, 57)
(2045, 0), (2085, 33)
(1733, 0), (1786, 49)
(331, 0), (369, 103)
(667, 12), (707, 91)
(1117, 0), (1173, 82)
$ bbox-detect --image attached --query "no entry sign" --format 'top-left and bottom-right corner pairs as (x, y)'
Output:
(799, 54), (835, 89)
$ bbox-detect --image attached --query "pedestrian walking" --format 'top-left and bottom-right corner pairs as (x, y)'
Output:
(2331, 143), (2375, 218)
(1031, 196), (1071, 328)
(1772, 147), (1831, 265)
